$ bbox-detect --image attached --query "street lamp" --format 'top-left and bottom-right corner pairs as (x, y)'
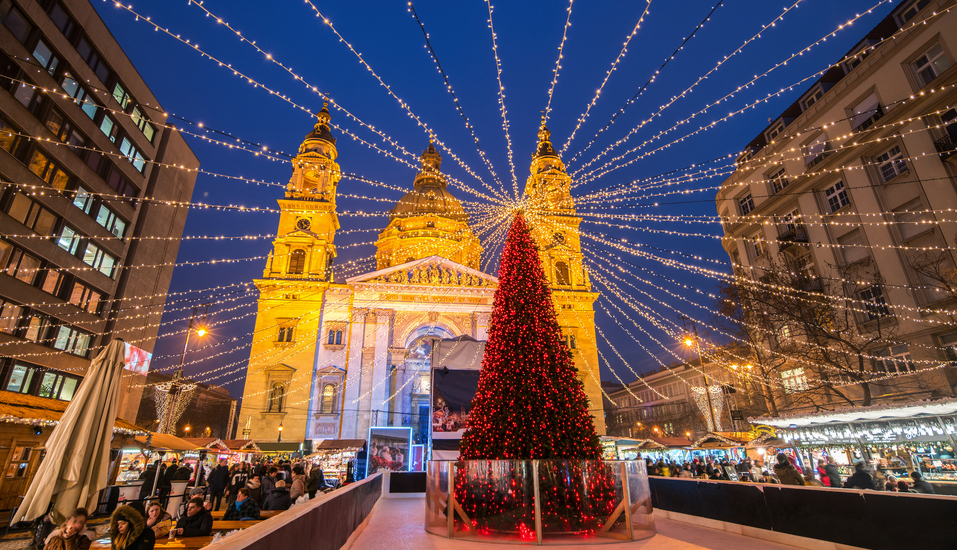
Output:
(277, 422), (283, 443)
(679, 315), (718, 432)
(184, 426), (191, 437)
(159, 305), (210, 434)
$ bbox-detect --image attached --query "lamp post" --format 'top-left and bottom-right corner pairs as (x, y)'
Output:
(680, 315), (718, 432)
(160, 305), (210, 434)
(277, 422), (283, 443)
(184, 425), (191, 437)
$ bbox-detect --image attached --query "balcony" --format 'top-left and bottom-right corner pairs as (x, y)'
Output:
(798, 277), (824, 294)
(935, 132), (957, 161)
(776, 227), (808, 251)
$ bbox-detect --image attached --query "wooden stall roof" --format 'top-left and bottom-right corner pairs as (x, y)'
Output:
(182, 437), (232, 452)
(691, 432), (754, 449)
(0, 390), (145, 434)
(134, 433), (201, 452)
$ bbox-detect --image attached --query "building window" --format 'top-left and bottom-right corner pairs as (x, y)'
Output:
(94, 204), (126, 239)
(939, 333), (957, 362)
(555, 261), (570, 285)
(780, 368), (809, 393)
(913, 43), (952, 88)
(6, 447), (31, 478)
(3, 361), (81, 400)
(804, 134), (828, 166)
(61, 71), (98, 120)
(749, 234), (767, 258)
(56, 225), (81, 256)
(82, 243), (116, 277)
(69, 281), (101, 314)
(0, 3), (32, 44)
(28, 151), (71, 191)
(278, 326), (294, 343)
(1, 240), (41, 284)
(765, 121), (784, 142)
(824, 181), (849, 213)
(75, 35), (113, 84)
(874, 345), (915, 373)
(0, 299), (22, 334)
(801, 88), (823, 111)
(45, 109), (88, 155)
(738, 194), (754, 215)
(320, 383), (336, 414)
(288, 249), (305, 274)
(327, 329), (343, 345)
(838, 229), (868, 264)
(51, 325), (90, 357)
(768, 167), (788, 194)
(896, 0), (931, 24)
(268, 382), (285, 413)
(850, 94), (882, 132)
(875, 146), (907, 182)
(32, 39), (60, 76)
(6, 193), (58, 236)
(860, 286), (890, 320)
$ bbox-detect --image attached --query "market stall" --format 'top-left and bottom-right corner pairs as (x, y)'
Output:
(638, 437), (693, 463)
(305, 439), (365, 485)
(753, 398), (957, 492)
(689, 432), (753, 463)
(598, 436), (643, 460)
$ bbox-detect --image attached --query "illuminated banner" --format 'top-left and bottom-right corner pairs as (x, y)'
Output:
(367, 427), (412, 477)
(123, 342), (152, 375)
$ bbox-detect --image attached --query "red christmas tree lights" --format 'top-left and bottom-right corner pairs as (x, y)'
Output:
(454, 212), (617, 534)
(459, 212), (601, 460)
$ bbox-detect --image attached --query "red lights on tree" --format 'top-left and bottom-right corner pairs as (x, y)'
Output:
(454, 212), (615, 534)
(459, 212), (601, 460)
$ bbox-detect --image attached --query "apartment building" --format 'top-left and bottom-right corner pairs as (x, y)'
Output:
(716, 0), (957, 412)
(0, 0), (198, 421)
(604, 353), (767, 438)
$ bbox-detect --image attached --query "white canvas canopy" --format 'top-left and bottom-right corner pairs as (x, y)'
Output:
(13, 340), (126, 523)
(432, 335), (485, 371)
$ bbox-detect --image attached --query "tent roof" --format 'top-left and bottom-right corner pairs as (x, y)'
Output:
(691, 432), (753, 449)
(315, 439), (365, 451)
(220, 439), (259, 451)
(181, 438), (249, 452)
(0, 390), (145, 434)
(648, 437), (693, 448)
(751, 397), (957, 428)
(134, 433), (200, 452)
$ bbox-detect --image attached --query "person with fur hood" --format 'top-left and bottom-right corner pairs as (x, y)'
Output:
(773, 453), (805, 486)
(109, 503), (155, 550)
(44, 507), (95, 550)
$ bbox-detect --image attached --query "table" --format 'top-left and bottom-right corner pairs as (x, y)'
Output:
(210, 509), (281, 519)
(212, 520), (264, 530)
(92, 536), (215, 549)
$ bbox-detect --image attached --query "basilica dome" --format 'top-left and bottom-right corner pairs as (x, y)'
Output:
(390, 141), (467, 222)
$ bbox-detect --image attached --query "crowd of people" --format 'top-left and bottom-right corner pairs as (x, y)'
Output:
(645, 452), (938, 494)
(36, 457), (334, 550)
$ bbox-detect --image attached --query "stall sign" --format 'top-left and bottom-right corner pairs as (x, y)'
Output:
(367, 427), (412, 477)
(123, 343), (152, 375)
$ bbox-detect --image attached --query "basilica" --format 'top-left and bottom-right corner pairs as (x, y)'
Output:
(237, 105), (605, 448)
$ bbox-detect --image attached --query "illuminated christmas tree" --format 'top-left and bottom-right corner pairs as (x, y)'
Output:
(459, 211), (601, 459)
(455, 212), (615, 534)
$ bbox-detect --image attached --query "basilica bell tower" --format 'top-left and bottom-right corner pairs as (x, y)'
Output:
(525, 120), (605, 435)
(237, 104), (341, 443)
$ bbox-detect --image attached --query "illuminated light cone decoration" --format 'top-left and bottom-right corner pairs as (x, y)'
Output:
(455, 212), (617, 534)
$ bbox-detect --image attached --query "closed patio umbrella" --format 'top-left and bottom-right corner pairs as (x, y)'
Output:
(12, 340), (127, 523)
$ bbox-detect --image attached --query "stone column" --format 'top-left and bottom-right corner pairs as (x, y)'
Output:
(369, 309), (393, 429)
(341, 308), (367, 439)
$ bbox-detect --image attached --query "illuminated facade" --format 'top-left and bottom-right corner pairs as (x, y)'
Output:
(239, 114), (608, 446)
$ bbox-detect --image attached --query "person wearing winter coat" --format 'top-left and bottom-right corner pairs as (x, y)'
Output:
(144, 502), (172, 539)
(207, 460), (230, 511)
(773, 453), (805, 486)
(225, 465), (249, 508)
(816, 461), (830, 487)
(678, 465), (694, 478)
(44, 508), (95, 550)
(172, 464), (192, 481)
(110, 504), (155, 550)
(910, 471), (936, 494)
(289, 466), (307, 501)
(245, 476), (262, 503)
(263, 480), (293, 511)
(824, 457), (842, 488)
(261, 467), (279, 504)
(843, 462), (874, 490)
(872, 468), (888, 491)
(307, 466), (325, 498)
(173, 498), (213, 537)
(222, 488), (261, 521)
(137, 463), (159, 501)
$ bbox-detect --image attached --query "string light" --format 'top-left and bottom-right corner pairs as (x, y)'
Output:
(484, 0), (519, 198)
(542, 0), (574, 124)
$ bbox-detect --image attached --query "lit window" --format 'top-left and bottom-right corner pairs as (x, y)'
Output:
(780, 368), (809, 393)
(320, 383), (336, 414)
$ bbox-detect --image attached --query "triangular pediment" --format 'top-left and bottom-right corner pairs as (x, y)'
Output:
(346, 255), (498, 288)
